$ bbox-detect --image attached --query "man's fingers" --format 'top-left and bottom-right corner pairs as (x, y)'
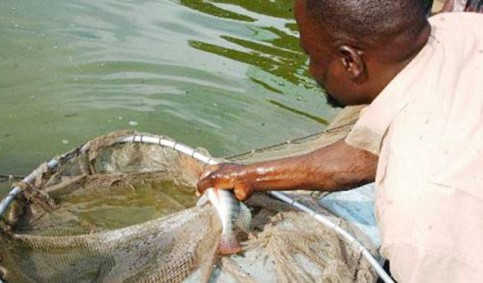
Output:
(196, 164), (220, 194)
(197, 164), (235, 194)
(196, 176), (213, 195)
(233, 182), (252, 201)
(196, 163), (250, 198)
(199, 164), (220, 179)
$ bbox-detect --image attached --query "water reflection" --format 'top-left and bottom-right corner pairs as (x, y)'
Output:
(0, 0), (337, 185)
(180, 0), (256, 22)
(186, 0), (311, 88)
(181, 0), (295, 20)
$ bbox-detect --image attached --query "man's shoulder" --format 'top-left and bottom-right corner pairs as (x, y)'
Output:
(427, 12), (483, 71)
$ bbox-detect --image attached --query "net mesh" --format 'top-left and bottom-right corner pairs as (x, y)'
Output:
(0, 106), (379, 282)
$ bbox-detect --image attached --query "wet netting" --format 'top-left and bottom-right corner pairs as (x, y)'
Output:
(0, 107), (382, 283)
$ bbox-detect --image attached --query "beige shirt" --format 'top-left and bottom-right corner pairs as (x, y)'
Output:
(346, 13), (483, 282)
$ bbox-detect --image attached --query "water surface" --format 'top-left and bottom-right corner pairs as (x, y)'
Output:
(0, 0), (338, 194)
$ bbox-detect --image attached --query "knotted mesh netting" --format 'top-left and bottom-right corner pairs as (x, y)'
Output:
(0, 106), (379, 282)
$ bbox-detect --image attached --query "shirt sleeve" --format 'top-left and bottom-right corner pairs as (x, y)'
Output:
(344, 106), (384, 156)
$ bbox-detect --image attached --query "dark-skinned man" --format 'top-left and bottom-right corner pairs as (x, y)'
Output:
(198, 0), (483, 281)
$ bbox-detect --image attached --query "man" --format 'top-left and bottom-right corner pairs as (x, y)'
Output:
(198, 0), (483, 281)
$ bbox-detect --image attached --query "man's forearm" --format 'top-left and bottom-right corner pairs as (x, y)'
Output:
(238, 139), (377, 192)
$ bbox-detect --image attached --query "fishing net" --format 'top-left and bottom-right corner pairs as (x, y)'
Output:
(0, 106), (379, 282)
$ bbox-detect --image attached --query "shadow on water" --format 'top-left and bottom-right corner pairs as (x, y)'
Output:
(0, 0), (338, 193)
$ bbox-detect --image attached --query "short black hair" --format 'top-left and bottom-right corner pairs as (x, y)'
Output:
(305, 0), (428, 46)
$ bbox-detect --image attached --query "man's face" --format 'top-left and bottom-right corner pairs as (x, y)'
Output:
(294, 0), (356, 108)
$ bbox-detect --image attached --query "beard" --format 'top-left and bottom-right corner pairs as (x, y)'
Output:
(315, 79), (344, 108)
(325, 93), (344, 108)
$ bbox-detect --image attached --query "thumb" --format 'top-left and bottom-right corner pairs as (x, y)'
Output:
(233, 181), (252, 201)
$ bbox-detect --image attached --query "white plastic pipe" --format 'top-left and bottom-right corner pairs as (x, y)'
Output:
(0, 187), (21, 217)
(0, 159), (60, 217)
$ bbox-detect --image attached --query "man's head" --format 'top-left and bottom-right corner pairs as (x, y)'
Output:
(295, 0), (430, 107)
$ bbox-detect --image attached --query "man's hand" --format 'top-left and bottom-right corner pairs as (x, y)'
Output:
(196, 139), (378, 201)
(197, 163), (254, 201)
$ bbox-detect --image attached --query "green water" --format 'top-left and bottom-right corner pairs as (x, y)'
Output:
(0, 0), (337, 195)
(20, 180), (199, 234)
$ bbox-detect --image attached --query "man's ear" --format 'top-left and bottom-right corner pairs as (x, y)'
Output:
(337, 45), (365, 80)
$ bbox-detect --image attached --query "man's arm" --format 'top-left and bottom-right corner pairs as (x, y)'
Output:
(197, 139), (378, 201)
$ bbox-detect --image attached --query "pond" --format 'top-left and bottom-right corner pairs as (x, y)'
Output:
(0, 0), (338, 196)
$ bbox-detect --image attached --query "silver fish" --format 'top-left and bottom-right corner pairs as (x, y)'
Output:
(204, 188), (251, 255)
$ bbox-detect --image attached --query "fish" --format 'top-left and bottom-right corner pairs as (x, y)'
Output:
(202, 188), (252, 255)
